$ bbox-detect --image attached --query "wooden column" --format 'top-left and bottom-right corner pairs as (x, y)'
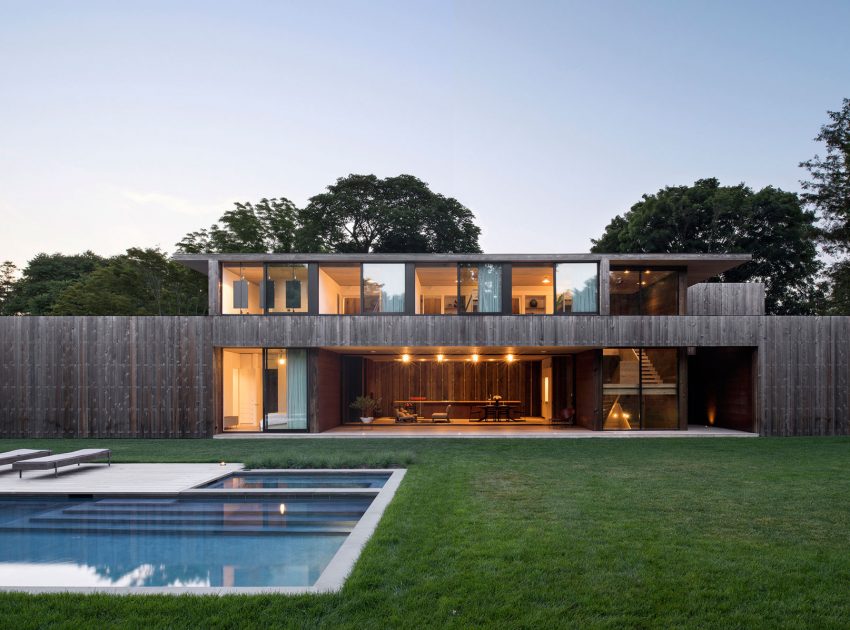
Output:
(208, 260), (221, 315)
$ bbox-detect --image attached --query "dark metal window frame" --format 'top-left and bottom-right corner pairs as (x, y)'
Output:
(262, 347), (310, 433)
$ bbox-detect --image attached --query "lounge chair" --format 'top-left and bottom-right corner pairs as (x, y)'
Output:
(13, 448), (111, 478)
(431, 404), (451, 423)
(0, 449), (52, 466)
(395, 407), (417, 423)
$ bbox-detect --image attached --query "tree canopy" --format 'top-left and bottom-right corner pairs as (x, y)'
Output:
(590, 178), (822, 315)
(51, 248), (207, 316)
(176, 174), (482, 254)
(1, 251), (106, 315)
(800, 97), (850, 314)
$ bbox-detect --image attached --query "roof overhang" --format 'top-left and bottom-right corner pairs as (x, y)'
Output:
(172, 252), (751, 286)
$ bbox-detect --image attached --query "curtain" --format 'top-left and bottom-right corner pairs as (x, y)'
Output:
(286, 349), (308, 430)
(572, 276), (598, 312)
(478, 264), (502, 312)
(382, 289), (405, 312)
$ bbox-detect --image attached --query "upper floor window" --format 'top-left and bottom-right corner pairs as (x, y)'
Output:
(610, 269), (679, 315)
(319, 265), (360, 314)
(362, 264), (405, 313)
(555, 263), (598, 313)
(222, 264), (264, 315)
(266, 264), (309, 313)
(460, 264), (502, 313)
(415, 265), (458, 314)
(512, 266), (554, 314)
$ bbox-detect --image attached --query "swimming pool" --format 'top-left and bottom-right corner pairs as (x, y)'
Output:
(0, 468), (405, 593)
(202, 471), (390, 489)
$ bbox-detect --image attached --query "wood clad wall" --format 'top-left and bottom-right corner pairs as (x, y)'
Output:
(689, 348), (755, 432)
(575, 350), (600, 429)
(758, 317), (850, 436)
(687, 283), (765, 316)
(364, 359), (540, 416)
(0, 317), (213, 438)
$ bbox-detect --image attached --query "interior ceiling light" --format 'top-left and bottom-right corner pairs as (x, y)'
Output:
(278, 357), (286, 365)
(542, 277), (550, 284)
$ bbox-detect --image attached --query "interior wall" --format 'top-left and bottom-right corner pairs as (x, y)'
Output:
(362, 358), (541, 417)
(688, 348), (755, 432)
(318, 269), (342, 314)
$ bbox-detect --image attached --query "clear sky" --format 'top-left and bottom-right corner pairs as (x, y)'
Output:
(1, 0), (848, 267)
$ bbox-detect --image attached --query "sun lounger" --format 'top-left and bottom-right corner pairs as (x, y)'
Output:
(13, 448), (111, 478)
(0, 449), (52, 466)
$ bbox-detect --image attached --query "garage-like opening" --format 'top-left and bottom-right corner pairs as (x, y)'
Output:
(688, 348), (757, 433)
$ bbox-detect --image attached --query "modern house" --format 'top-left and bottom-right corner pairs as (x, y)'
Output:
(1, 252), (848, 438)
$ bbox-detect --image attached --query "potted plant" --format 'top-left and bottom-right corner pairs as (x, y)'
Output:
(350, 396), (381, 424)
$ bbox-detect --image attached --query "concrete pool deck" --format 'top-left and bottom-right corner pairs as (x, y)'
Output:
(0, 463), (244, 495)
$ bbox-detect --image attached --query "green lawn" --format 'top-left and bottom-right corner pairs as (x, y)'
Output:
(1, 437), (849, 629)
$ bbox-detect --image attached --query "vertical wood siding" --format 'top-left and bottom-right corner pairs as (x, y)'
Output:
(687, 283), (765, 316)
(0, 317), (212, 438)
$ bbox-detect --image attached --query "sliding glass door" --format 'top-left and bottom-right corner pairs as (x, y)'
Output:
(223, 348), (308, 433)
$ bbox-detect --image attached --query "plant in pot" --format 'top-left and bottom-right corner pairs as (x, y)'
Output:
(350, 396), (381, 424)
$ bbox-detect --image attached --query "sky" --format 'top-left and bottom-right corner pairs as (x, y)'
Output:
(1, 0), (849, 268)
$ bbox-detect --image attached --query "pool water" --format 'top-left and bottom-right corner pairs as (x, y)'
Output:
(203, 472), (390, 489)
(0, 494), (374, 588)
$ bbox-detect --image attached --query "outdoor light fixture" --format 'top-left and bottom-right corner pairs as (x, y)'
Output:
(279, 503), (286, 515)
(436, 354), (444, 362)
(506, 354), (514, 362)
(471, 354), (479, 362)
(401, 354), (411, 363)
(219, 461), (226, 466)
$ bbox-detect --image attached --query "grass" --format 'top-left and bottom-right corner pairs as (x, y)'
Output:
(0, 437), (849, 629)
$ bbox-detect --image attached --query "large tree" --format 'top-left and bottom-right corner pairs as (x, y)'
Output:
(1, 251), (105, 315)
(800, 98), (850, 314)
(177, 175), (483, 254)
(591, 178), (822, 314)
(52, 248), (207, 316)
(177, 198), (301, 254)
(298, 174), (482, 253)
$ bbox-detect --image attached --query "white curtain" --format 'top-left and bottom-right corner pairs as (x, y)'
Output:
(286, 349), (308, 430)
(478, 264), (502, 312)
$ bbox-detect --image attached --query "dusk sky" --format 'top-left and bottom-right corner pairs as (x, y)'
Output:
(1, 0), (848, 268)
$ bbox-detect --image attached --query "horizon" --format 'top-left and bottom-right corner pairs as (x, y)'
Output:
(2, 0), (849, 269)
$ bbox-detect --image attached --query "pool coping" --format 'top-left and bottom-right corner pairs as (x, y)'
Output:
(0, 467), (407, 596)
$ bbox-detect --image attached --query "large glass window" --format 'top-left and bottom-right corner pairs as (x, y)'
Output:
(415, 265), (459, 314)
(222, 265), (264, 315)
(266, 264), (309, 313)
(641, 348), (678, 428)
(602, 348), (678, 430)
(319, 265), (361, 314)
(223, 348), (307, 432)
(460, 264), (502, 313)
(602, 349), (640, 430)
(555, 263), (598, 313)
(362, 264), (405, 313)
(512, 266), (554, 314)
(222, 348), (263, 431)
(610, 269), (679, 315)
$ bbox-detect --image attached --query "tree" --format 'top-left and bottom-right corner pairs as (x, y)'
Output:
(177, 198), (301, 253)
(591, 178), (822, 314)
(52, 248), (207, 316)
(800, 98), (850, 314)
(299, 174), (482, 253)
(0, 261), (16, 308)
(1, 251), (105, 315)
(800, 98), (850, 253)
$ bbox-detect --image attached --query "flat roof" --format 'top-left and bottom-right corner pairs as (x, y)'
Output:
(173, 252), (751, 285)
